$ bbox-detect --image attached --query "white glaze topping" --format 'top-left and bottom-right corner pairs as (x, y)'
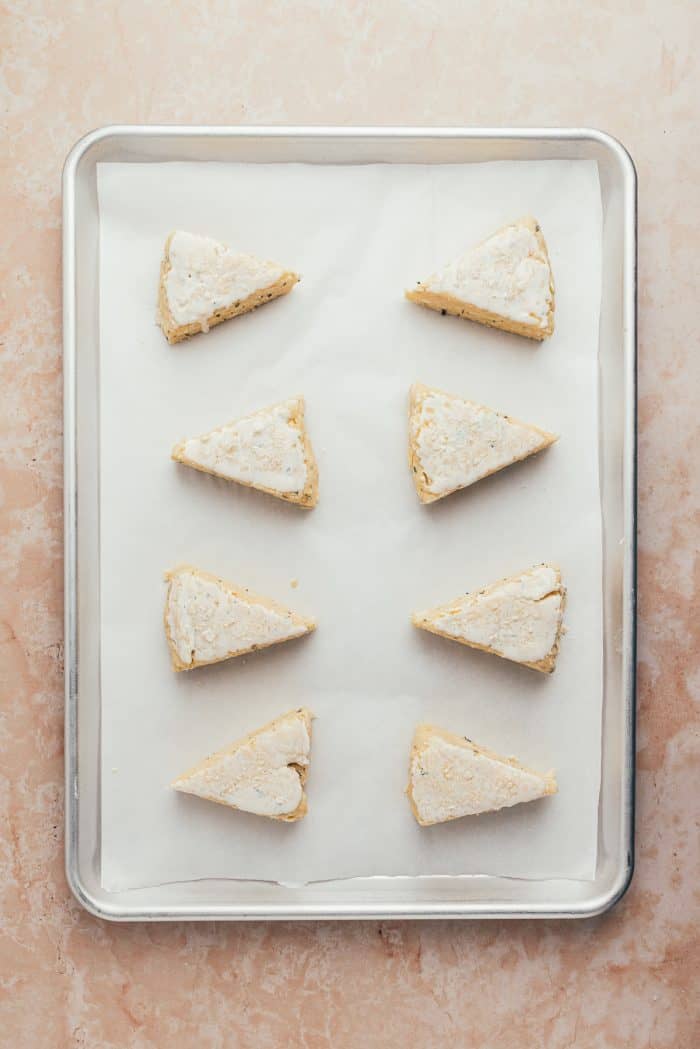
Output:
(173, 711), (310, 817)
(176, 398), (308, 494)
(164, 231), (288, 329)
(420, 221), (553, 329)
(165, 568), (309, 669)
(410, 729), (555, 825)
(418, 564), (563, 666)
(411, 386), (554, 496)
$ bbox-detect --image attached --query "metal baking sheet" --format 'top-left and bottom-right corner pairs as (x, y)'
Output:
(63, 126), (636, 920)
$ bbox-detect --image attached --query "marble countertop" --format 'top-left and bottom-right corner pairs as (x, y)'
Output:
(1, 1), (698, 1046)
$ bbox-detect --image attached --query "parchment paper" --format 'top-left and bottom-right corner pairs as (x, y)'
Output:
(97, 158), (603, 891)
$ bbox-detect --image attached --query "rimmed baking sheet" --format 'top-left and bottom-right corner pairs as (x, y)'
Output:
(63, 127), (636, 919)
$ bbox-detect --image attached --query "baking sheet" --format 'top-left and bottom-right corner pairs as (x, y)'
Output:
(97, 158), (603, 891)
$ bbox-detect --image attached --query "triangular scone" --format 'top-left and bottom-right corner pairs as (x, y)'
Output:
(158, 231), (299, 344)
(409, 382), (557, 503)
(413, 563), (565, 673)
(407, 723), (557, 826)
(172, 396), (318, 508)
(164, 565), (316, 672)
(172, 708), (313, 821)
(406, 216), (555, 340)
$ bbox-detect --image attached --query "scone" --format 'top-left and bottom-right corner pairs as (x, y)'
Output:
(407, 723), (557, 826)
(164, 565), (316, 672)
(406, 216), (555, 340)
(172, 708), (313, 821)
(412, 563), (565, 673)
(158, 231), (299, 344)
(172, 396), (318, 508)
(409, 382), (557, 503)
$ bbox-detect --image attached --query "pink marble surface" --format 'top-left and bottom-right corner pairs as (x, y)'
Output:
(1, 2), (698, 1046)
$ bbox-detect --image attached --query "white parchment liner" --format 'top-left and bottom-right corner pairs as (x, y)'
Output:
(97, 159), (602, 890)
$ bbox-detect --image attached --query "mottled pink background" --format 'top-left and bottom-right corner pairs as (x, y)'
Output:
(1, 2), (698, 1047)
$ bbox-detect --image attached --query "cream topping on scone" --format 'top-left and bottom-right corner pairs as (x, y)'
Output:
(164, 231), (288, 329)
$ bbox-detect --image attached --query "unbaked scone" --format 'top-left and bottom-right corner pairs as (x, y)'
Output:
(412, 563), (565, 673)
(172, 396), (318, 508)
(408, 382), (557, 503)
(407, 723), (557, 826)
(158, 231), (299, 344)
(172, 708), (313, 821)
(164, 565), (316, 672)
(406, 216), (555, 340)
